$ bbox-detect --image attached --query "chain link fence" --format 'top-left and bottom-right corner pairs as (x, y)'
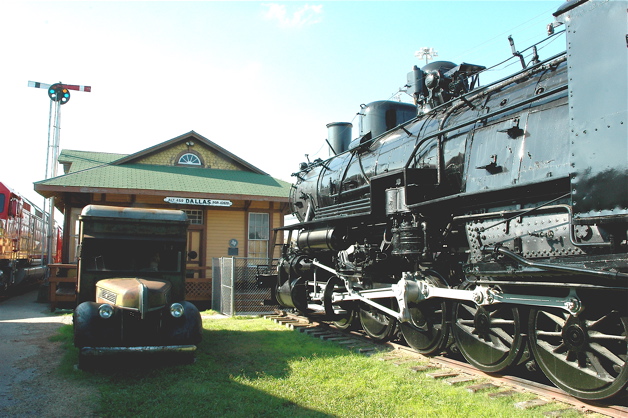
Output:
(212, 257), (278, 316)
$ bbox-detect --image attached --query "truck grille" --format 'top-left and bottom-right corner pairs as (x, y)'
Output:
(98, 288), (117, 304)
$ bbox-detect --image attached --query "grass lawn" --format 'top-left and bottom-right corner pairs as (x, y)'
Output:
(52, 316), (583, 417)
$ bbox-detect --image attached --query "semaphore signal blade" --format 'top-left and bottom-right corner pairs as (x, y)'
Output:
(28, 81), (51, 89)
(28, 81), (91, 92)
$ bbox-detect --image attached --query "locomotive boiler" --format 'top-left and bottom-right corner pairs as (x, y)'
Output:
(262, 0), (627, 401)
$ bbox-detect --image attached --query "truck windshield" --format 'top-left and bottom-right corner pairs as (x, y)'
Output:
(81, 238), (184, 273)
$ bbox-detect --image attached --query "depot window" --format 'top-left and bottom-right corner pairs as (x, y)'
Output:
(248, 213), (269, 259)
(183, 209), (203, 225)
(178, 153), (202, 166)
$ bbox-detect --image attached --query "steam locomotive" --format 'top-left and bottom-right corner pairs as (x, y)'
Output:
(263, 0), (627, 401)
(0, 182), (62, 292)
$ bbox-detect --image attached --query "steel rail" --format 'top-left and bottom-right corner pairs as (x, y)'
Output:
(271, 312), (628, 418)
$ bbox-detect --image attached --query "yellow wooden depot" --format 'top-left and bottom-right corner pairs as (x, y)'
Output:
(35, 131), (291, 304)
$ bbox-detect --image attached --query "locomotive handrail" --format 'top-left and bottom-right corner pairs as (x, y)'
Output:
(481, 245), (628, 281)
(404, 55), (568, 180)
(453, 201), (613, 249)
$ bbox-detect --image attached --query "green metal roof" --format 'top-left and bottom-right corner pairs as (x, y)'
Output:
(58, 149), (127, 172)
(37, 149), (292, 201)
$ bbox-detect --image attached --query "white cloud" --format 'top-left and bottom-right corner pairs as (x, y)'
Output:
(263, 3), (323, 28)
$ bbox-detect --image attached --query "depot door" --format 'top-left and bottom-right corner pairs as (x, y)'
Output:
(186, 228), (204, 278)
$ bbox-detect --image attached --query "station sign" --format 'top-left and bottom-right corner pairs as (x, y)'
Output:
(164, 197), (233, 207)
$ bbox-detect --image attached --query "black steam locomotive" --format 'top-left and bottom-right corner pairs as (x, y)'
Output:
(263, 0), (627, 400)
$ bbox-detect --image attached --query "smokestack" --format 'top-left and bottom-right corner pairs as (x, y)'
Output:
(326, 122), (352, 156)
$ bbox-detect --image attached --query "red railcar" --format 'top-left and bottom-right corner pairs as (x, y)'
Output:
(0, 182), (61, 291)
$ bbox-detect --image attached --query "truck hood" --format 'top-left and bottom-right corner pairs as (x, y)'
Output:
(96, 278), (171, 314)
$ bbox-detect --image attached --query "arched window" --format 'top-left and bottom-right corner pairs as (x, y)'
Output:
(178, 153), (202, 166)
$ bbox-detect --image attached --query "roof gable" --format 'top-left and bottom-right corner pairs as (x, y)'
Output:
(112, 131), (267, 175)
(36, 131), (291, 202)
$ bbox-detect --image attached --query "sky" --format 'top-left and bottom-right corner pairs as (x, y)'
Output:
(0, 0), (567, 208)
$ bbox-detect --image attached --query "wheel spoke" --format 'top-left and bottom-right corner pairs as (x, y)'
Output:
(489, 319), (515, 326)
(540, 310), (567, 327)
(539, 341), (611, 380)
(488, 333), (510, 352)
(585, 351), (614, 382)
(456, 322), (475, 334)
(456, 322), (509, 351)
(589, 342), (626, 367)
(488, 307), (501, 318)
(586, 310), (618, 330)
(588, 331), (627, 342)
(537, 338), (561, 353)
(536, 330), (562, 338)
(461, 304), (476, 316)
(491, 327), (514, 345)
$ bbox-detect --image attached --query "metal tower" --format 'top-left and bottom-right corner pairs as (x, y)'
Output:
(28, 81), (91, 264)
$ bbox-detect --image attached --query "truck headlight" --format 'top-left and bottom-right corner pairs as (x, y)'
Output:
(98, 303), (114, 319)
(170, 303), (185, 318)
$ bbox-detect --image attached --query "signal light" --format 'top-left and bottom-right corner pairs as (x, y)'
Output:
(47, 83), (71, 105)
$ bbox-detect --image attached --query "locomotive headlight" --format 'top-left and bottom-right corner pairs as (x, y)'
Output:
(425, 72), (439, 89)
(98, 303), (114, 319)
(170, 303), (185, 318)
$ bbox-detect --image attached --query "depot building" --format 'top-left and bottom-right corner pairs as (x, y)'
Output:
(34, 131), (292, 301)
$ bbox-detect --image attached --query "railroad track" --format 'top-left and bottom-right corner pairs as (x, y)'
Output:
(264, 312), (628, 418)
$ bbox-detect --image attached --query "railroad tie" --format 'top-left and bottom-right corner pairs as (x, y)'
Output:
(410, 364), (439, 373)
(542, 408), (580, 417)
(426, 371), (459, 379)
(335, 339), (364, 345)
(392, 359), (419, 366)
(446, 375), (476, 385)
(488, 390), (517, 399)
(514, 399), (549, 410)
(466, 382), (498, 393)
(323, 336), (352, 342)
(301, 327), (324, 335)
(275, 319), (298, 326)
(287, 323), (310, 330)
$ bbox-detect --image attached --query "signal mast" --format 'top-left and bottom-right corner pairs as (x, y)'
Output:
(28, 81), (91, 264)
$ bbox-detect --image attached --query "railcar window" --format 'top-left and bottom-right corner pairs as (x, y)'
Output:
(0, 194), (4, 214)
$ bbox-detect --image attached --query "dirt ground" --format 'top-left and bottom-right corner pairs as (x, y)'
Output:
(0, 288), (99, 417)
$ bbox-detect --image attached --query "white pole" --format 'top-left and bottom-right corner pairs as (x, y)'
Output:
(46, 100), (61, 265)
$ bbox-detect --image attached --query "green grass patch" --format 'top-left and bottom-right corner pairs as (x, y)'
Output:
(200, 309), (220, 316)
(54, 317), (576, 417)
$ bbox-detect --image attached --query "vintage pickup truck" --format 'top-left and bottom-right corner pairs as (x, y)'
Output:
(73, 205), (202, 369)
